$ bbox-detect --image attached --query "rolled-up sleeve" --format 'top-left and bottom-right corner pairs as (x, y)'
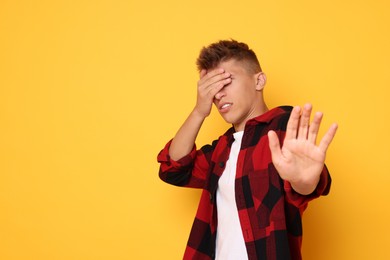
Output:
(283, 165), (332, 209)
(157, 140), (211, 189)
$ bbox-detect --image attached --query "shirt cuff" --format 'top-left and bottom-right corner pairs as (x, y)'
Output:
(283, 165), (331, 208)
(157, 139), (197, 170)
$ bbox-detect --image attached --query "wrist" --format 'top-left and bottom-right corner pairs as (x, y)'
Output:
(191, 107), (209, 120)
(289, 175), (320, 195)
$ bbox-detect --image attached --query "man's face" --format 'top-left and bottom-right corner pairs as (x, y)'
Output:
(212, 59), (265, 131)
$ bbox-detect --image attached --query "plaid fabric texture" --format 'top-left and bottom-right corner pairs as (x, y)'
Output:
(158, 106), (331, 260)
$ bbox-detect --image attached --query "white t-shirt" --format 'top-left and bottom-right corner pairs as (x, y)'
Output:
(215, 131), (248, 260)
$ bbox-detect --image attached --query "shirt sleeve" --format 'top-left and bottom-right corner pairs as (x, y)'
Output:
(283, 165), (331, 209)
(157, 139), (213, 189)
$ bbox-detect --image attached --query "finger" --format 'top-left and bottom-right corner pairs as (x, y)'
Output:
(198, 68), (225, 85)
(319, 123), (338, 152)
(297, 103), (312, 140)
(285, 106), (301, 140)
(308, 111), (323, 144)
(268, 130), (282, 163)
(208, 77), (231, 98)
(203, 72), (231, 91)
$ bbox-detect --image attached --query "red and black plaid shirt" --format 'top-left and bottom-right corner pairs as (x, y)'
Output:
(158, 106), (331, 260)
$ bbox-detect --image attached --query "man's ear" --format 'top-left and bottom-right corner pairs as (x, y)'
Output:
(255, 72), (267, 91)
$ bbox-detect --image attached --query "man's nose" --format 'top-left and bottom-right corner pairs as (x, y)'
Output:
(214, 90), (226, 100)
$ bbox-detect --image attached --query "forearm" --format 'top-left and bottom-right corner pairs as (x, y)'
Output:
(282, 165), (331, 209)
(169, 68), (231, 161)
(289, 165), (330, 196)
(169, 109), (206, 161)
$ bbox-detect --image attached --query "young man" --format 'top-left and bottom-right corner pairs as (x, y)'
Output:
(157, 40), (338, 260)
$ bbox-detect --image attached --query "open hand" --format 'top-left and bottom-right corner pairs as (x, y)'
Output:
(268, 104), (338, 195)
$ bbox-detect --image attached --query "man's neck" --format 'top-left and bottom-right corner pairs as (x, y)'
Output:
(233, 103), (269, 132)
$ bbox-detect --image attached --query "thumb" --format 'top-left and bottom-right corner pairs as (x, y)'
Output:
(268, 130), (282, 161)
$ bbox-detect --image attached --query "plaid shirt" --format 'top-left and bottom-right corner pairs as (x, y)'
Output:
(157, 106), (331, 260)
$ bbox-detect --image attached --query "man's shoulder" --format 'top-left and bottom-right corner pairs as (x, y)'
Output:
(267, 106), (293, 129)
(277, 105), (294, 113)
(199, 127), (234, 153)
(250, 105), (293, 125)
(272, 105), (293, 121)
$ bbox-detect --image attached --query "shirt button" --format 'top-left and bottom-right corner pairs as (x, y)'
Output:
(218, 162), (225, 168)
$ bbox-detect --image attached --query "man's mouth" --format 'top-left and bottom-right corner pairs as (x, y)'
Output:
(220, 103), (232, 110)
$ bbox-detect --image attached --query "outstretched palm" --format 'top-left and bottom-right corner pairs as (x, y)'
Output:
(268, 104), (338, 195)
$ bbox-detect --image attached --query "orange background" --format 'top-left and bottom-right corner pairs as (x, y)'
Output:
(1, 0), (389, 259)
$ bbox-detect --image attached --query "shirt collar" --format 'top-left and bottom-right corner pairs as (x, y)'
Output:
(222, 106), (292, 142)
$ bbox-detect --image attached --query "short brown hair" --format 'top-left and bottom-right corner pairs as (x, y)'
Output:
(196, 39), (262, 74)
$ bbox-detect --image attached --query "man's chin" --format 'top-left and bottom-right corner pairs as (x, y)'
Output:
(221, 116), (237, 126)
